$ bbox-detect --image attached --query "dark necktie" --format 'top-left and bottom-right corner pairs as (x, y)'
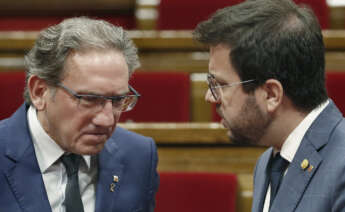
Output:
(269, 153), (289, 208)
(61, 154), (85, 212)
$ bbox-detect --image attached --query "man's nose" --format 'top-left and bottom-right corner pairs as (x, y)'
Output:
(93, 101), (116, 127)
(205, 89), (219, 104)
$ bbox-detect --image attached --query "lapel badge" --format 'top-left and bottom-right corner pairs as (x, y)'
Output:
(110, 175), (119, 192)
(110, 183), (116, 192)
(300, 159), (309, 170)
(113, 175), (119, 183)
(307, 165), (314, 173)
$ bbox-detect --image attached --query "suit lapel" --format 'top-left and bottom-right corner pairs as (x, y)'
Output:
(270, 140), (322, 212)
(3, 104), (51, 212)
(252, 148), (272, 212)
(95, 136), (124, 212)
(270, 101), (342, 212)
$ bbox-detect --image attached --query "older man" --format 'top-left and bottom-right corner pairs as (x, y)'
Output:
(0, 17), (158, 212)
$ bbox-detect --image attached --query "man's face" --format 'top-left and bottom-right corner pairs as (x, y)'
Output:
(206, 44), (271, 145)
(36, 49), (129, 155)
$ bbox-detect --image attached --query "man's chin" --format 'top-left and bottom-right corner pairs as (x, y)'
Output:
(228, 130), (255, 146)
(74, 138), (107, 155)
(78, 144), (105, 155)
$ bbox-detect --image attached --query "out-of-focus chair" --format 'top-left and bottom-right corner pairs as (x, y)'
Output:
(0, 16), (135, 31)
(157, 0), (243, 30)
(120, 72), (190, 122)
(0, 71), (26, 120)
(155, 172), (238, 212)
(326, 72), (345, 115)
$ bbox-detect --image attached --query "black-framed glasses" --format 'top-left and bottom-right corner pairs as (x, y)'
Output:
(207, 73), (255, 101)
(57, 83), (140, 113)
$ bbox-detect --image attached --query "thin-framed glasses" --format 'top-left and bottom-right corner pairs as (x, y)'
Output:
(57, 83), (140, 113)
(207, 73), (255, 101)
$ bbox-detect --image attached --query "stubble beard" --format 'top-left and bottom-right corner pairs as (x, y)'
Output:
(225, 96), (271, 146)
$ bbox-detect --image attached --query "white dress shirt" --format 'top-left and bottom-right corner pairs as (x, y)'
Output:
(262, 100), (329, 212)
(27, 106), (97, 212)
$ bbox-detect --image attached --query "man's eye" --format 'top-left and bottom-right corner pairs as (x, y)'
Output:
(112, 96), (126, 107)
(80, 96), (102, 106)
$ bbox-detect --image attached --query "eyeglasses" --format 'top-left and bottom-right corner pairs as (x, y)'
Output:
(57, 83), (140, 113)
(207, 73), (255, 101)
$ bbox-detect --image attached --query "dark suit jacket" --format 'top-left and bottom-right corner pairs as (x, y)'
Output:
(0, 104), (159, 212)
(252, 100), (345, 212)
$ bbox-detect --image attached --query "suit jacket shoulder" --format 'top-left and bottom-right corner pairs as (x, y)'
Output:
(0, 105), (159, 212)
(252, 101), (345, 212)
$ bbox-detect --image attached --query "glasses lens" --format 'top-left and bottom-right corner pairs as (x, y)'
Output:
(79, 96), (104, 109)
(113, 95), (138, 112)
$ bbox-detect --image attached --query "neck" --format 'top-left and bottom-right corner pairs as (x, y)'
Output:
(261, 100), (309, 151)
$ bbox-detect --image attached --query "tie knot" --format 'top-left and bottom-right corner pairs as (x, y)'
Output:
(61, 154), (82, 176)
(270, 153), (289, 172)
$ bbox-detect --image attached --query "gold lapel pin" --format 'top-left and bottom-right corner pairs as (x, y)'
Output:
(110, 183), (116, 192)
(113, 175), (119, 183)
(301, 159), (309, 170)
(307, 165), (314, 173)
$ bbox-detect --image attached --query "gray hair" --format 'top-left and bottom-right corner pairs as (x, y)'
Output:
(24, 16), (140, 105)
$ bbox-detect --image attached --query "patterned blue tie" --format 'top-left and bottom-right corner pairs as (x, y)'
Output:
(269, 153), (289, 209)
(61, 154), (84, 212)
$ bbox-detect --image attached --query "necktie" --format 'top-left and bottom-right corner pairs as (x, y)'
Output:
(61, 154), (84, 212)
(269, 153), (289, 208)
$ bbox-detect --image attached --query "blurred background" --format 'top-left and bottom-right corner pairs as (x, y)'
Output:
(1, 0), (344, 211)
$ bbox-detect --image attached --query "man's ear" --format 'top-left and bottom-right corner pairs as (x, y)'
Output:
(262, 79), (284, 113)
(28, 75), (49, 110)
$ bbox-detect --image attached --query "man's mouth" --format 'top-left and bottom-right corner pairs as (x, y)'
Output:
(83, 132), (109, 144)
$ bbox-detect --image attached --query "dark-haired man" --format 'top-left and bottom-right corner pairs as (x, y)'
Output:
(194, 0), (345, 211)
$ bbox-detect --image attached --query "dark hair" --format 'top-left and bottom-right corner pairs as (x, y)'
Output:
(193, 0), (327, 112)
(24, 17), (140, 105)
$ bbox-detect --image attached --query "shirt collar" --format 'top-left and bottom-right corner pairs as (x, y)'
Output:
(27, 106), (91, 173)
(280, 100), (329, 162)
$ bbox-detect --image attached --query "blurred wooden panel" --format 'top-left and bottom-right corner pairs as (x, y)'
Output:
(325, 51), (345, 71)
(323, 30), (345, 49)
(329, 5), (345, 29)
(0, 0), (135, 14)
(139, 51), (208, 72)
(118, 122), (229, 144)
(190, 73), (212, 122)
(2, 29), (344, 52)
(156, 146), (264, 173)
(130, 30), (204, 50)
(1, 30), (345, 72)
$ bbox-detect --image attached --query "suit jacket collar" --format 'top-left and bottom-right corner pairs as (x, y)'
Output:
(3, 104), (52, 212)
(4, 104), (126, 212)
(252, 148), (272, 212)
(270, 100), (343, 211)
